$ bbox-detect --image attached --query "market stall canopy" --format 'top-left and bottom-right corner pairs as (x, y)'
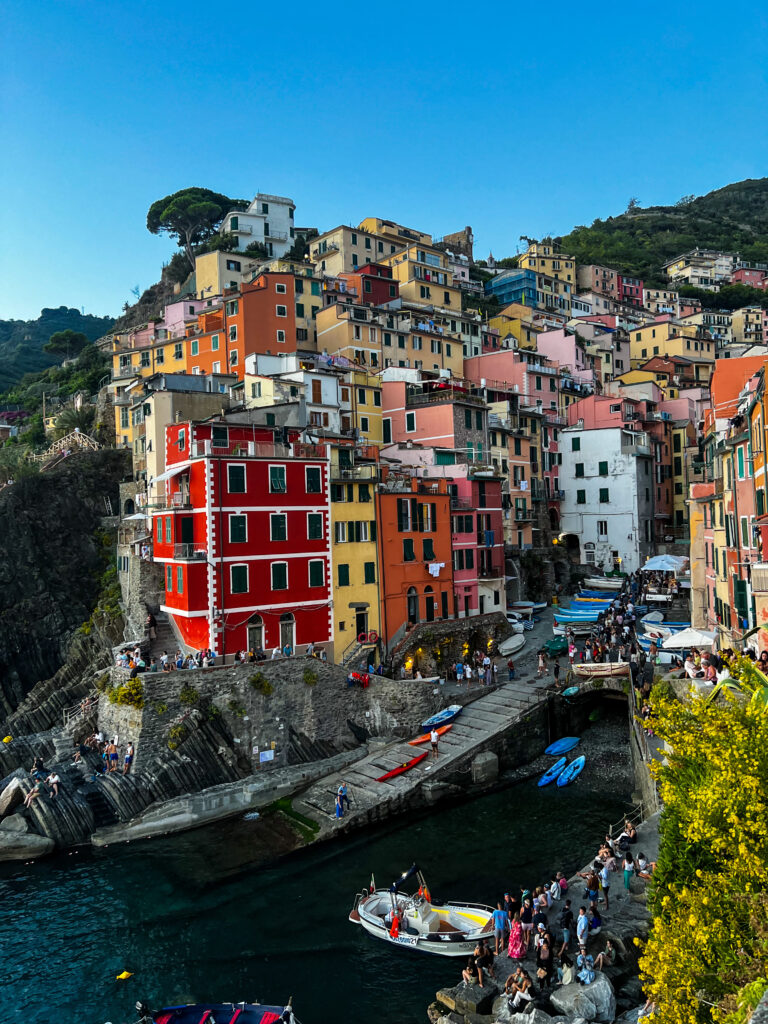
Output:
(661, 627), (716, 650)
(640, 554), (689, 573)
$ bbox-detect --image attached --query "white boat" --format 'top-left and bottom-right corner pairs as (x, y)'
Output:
(350, 865), (494, 957)
(498, 633), (526, 656)
(553, 621), (594, 637)
(582, 577), (623, 591)
(572, 662), (630, 678)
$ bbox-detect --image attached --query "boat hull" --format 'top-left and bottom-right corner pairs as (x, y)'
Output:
(557, 755), (586, 787)
(538, 756), (566, 786)
(421, 705), (463, 732)
(153, 1004), (294, 1024)
(498, 633), (526, 656)
(409, 724), (453, 746)
(583, 577), (623, 590)
(351, 891), (495, 958)
(377, 752), (427, 781)
(545, 736), (580, 755)
(572, 662), (630, 678)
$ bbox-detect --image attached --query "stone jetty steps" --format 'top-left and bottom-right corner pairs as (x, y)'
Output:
(295, 678), (548, 824)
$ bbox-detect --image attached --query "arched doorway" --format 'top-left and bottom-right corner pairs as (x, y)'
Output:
(247, 614), (263, 652)
(407, 587), (419, 624)
(280, 613), (295, 652)
(424, 585), (435, 622)
(124, 498), (135, 516)
(562, 533), (581, 564)
(549, 507), (560, 532)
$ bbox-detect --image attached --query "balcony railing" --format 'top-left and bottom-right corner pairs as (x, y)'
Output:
(174, 543), (207, 559)
(450, 497), (473, 510)
(331, 464), (380, 481)
(405, 389), (486, 408)
(190, 440), (291, 459)
(514, 509), (534, 521)
(266, 229), (288, 240)
(153, 493), (192, 510)
(479, 566), (503, 578)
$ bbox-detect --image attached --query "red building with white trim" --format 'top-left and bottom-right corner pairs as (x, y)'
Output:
(151, 420), (332, 656)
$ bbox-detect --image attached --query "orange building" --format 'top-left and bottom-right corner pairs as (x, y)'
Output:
(375, 474), (454, 649)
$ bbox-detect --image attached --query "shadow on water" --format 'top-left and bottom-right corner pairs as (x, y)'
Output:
(1, 713), (633, 1024)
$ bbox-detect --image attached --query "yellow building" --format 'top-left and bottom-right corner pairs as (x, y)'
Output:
(381, 243), (463, 313)
(316, 301), (465, 377)
(329, 445), (382, 663)
(488, 307), (540, 349)
(671, 420), (696, 537)
(311, 225), (403, 277)
(340, 370), (383, 445)
(517, 243), (576, 286)
(110, 333), (189, 447)
(629, 321), (714, 376)
(194, 250), (263, 300)
(731, 307), (765, 346)
(357, 217), (431, 246)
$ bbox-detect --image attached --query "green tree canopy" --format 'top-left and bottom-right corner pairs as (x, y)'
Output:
(146, 187), (248, 268)
(43, 329), (89, 359)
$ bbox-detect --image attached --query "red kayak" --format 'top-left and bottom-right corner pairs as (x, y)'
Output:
(376, 751), (428, 781)
(408, 723), (453, 746)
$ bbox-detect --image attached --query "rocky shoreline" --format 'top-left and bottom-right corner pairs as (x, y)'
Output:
(428, 812), (659, 1024)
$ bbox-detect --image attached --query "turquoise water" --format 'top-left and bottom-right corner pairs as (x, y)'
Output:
(1, 747), (631, 1024)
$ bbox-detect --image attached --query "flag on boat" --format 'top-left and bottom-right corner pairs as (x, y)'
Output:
(370, 873), (376, 893)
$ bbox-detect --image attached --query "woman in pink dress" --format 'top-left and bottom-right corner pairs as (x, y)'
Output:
(507, 911), (526, 959)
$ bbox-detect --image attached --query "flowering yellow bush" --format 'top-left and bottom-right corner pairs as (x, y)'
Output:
(639, 678), (768, 1023)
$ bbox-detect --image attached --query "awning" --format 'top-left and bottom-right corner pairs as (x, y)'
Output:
(151, 461), (191, 485)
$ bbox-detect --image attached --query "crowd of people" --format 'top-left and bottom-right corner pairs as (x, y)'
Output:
(72, 731), (135, 776)
(459, 818), (656, 1010)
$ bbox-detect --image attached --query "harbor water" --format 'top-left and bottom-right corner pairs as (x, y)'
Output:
(2, 714), (632, 1024)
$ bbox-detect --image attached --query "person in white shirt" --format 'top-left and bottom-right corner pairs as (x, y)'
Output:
(430, 728), (439, 760)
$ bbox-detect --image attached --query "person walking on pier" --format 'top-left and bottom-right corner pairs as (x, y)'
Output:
(337, 781), (351, 812)
(492, 902), (508, 956)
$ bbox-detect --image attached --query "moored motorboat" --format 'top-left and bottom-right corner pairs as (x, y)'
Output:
(350, 864), (495, 957)
(582, 577), (623, 590)
(532, 601), (548, 612)
(146, 1000), (297, 1023)
(421, 705), (463, 732)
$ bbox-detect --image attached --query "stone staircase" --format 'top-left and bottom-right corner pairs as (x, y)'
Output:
(294, 678), (549, 825)
(148, 613), (182, 661)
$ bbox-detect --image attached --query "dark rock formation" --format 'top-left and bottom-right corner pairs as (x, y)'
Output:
(0, 448), (130, 715)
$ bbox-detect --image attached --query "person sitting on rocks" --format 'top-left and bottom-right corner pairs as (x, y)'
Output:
(473, 938), (495, 980)
(461, 956), (483, 988)
(31, 756), (47, 781)
(507, 969), (533, 1007)
(588, 902), (602, 936)
(46, 772), (60, 798)
(577, 951), (596, 985)
(24, 780), (43, 808)
(593, 939), (616, 971)
(557, 952), (575, 985)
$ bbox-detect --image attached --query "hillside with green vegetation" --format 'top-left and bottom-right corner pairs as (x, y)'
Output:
(556, 177), (768, 288)
(0, 307), (114, 390)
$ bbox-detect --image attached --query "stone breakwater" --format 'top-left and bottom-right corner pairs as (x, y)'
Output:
(429, 812), (660, 1024)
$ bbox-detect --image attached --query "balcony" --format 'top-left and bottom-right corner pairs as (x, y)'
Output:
(150, 494), (192, 510)
(266, 229), (288, 240)
(190, 440), (292, 459)
(450, 497), (473, 510)
(479, 566), (503, 579)
(173, 543), (207, 560)
(514, 509), (534, 521)
(405, 388), (485, 408)
(232, 223), (252, 234)
(331, 464), (380, 481)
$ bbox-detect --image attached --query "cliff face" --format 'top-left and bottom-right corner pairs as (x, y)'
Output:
(0, 449), (130, 716)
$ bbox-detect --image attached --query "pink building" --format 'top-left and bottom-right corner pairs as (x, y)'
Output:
(382, 375), (489, 464)
(162, 297), (215, 338)
(535, 329), (597, 385)
(732, 267), (767, 289)
(618, 275), (644, 307)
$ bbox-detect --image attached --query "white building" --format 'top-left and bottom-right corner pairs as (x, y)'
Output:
(243, 353), (342, 434)
(559, 426), (654, 574)
(223, 193), (296, 258)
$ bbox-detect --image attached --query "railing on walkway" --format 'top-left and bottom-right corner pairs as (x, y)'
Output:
(63, 691), (99, 727)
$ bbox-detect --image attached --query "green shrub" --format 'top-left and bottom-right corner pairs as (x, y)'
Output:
(167, 723), (188, 750)
(179, 682), (199, 706)
(227, 699), (246, 718)
(108, 677), (144, 709)
(303, 667), (318, 687)
(249, 672), (273, 696)
(154, 701), (168, 716)
(94, 672), (111, 693)
(206, 704), (221, 720)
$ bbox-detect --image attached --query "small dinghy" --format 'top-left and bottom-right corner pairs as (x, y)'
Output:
(421, 705), (462, 732)
(148, 1000), (297, 1023)
(499, 633), (526, 656)
(350, 864), (495, 957)
(409, 724), (453, 746)
(545, 736), (580, 755)
(562, 685), (580, 697)
(557, 755), (586, 787)
(377, 752), (427, 781)
(572, 662), (630, 678)
(538, 756), (566, 787)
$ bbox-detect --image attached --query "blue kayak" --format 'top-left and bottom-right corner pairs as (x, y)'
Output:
(538, 756), (566, 787)
(557, 755), (586, 787)
(421, 704), (463, 732)
(562, 685), (580, 698)
(545, 736), (580, 755)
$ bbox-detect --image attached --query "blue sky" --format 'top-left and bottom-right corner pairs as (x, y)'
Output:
(3, 2), (768, 321)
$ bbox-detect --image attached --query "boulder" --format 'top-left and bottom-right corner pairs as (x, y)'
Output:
(437, 981), (499, 1016)
(490, 999), (556, 1024)
(0, 828), (54, 862)
(0, 777), (24, 816)
(0, 814), (29, 832)
(550, 974), (616, 1023)
(615, 1007), (645, 1024)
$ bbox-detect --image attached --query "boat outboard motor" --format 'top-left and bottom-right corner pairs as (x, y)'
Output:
(134, 1002), (153, 1023)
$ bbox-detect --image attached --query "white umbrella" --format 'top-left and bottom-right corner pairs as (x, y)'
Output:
(661, 627), (716, 650)
(641, 554), (689, 573)
(123, 512), (148, 520)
